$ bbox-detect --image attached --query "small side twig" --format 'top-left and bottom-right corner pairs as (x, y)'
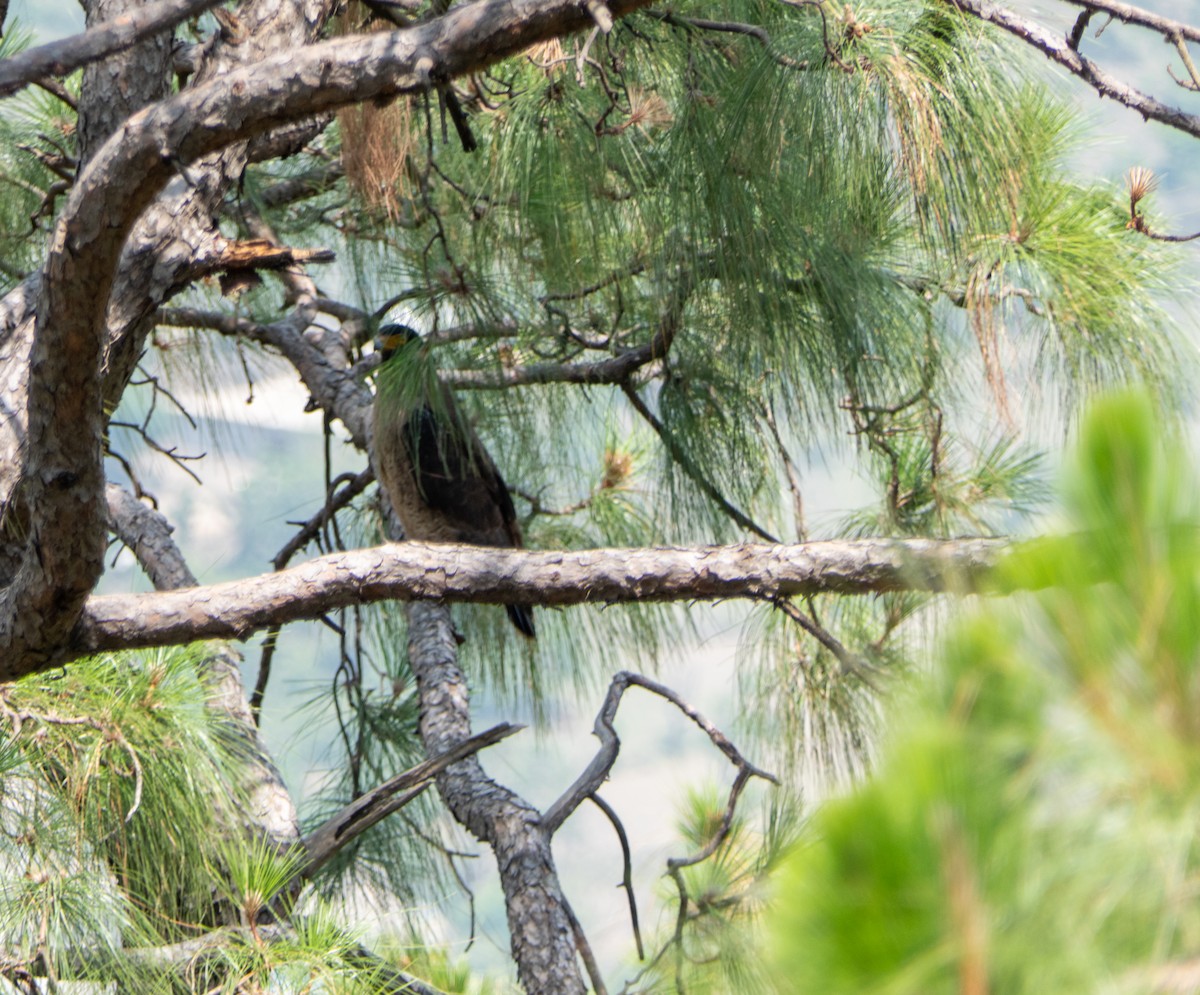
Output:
(402, 815), (480, 949)
(622, 383), (779, 543)
(770, 596), (878, 687)
(1067, 7), (1092, 51)
(760, 399), (806, 541)
(590, 792), (644, 960)
(562, 894), (609, 995)
(107, 420), (205, 485)
(251, 468), (374, 718)
(1168, 31), (1200, 91)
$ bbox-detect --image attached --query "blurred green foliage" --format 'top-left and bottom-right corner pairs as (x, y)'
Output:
(771, 391), (1200, 994)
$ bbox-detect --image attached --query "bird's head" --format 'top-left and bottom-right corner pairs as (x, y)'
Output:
(376, 324), (422, 364)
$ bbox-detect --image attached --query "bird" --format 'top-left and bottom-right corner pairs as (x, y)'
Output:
(372, 324), (535, 638)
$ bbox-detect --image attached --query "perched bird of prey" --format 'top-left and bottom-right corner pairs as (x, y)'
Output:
(372, 324), (535, 638)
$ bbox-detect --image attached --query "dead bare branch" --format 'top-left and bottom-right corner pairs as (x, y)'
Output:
(544, 671), (778, 835)
(590, 792), (644, 960)
(299, 721), (523, 877)
(943, 0), (1200, 139)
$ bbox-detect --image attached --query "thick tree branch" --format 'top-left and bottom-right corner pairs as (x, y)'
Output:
(60, 537), (1004, 671)
(104, 483), (198, 591)
(2, 0), (656, 674)
(0, 0), (224, 99)
(0, 0), (339, 668)
(406, 602), (585, 995)
(944, 0), (1200, 139)
(78, 0), (174, 165)
(55, 0), (658, 292)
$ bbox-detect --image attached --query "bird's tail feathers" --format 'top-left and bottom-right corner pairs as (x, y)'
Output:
(507, 604), (536, 639)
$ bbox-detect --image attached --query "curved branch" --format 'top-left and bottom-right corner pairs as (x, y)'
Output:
(589, 793), (643, 960)
(943, 0), (1200, 139)
(1056, 0), (1200, 45)
(544, 671), (777, 834)
(0, 0), (224, 99)
(60, 537), (1005, 673)
(2, 0), (658, 677)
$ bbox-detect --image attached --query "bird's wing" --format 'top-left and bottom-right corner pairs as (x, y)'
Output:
(405, 402), (523, 548)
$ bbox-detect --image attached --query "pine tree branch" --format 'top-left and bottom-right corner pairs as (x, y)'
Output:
(406, 602), (587, 995)
(104, 485), (300, 849)
(0, 0), (340, 668)
(105, 926), (448, 995)
(0, 0), (224, 99)
(643, 9), (811, 70)
(104, 483), (198, 591)
(1055, 0), (1200, 45)
(943, 0), (1200, 139)
(546, 671), (775, 993)
(55, 537), (1005, 675)
(621, 381), (779, 542)
(252, 162), (346, 209)
(441, 340), (672, 389)
(0, 0), (660, 675)
(299, 721), (523, 877)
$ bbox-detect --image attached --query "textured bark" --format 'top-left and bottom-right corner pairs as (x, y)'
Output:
(105, 483), (198, 591)
(0, 0), (657, 676)
(203, 646), (302, 849)
(407, 602), (586, 995)
(0, 0), (223, 99)
(0, 0), (336, 669)
(78, 0), (175, 164)
(0, 0), (178, 686)
(63, 538), (1005, 667)
(299, 721), (522, 878)
(943, 0), (1200, 138)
